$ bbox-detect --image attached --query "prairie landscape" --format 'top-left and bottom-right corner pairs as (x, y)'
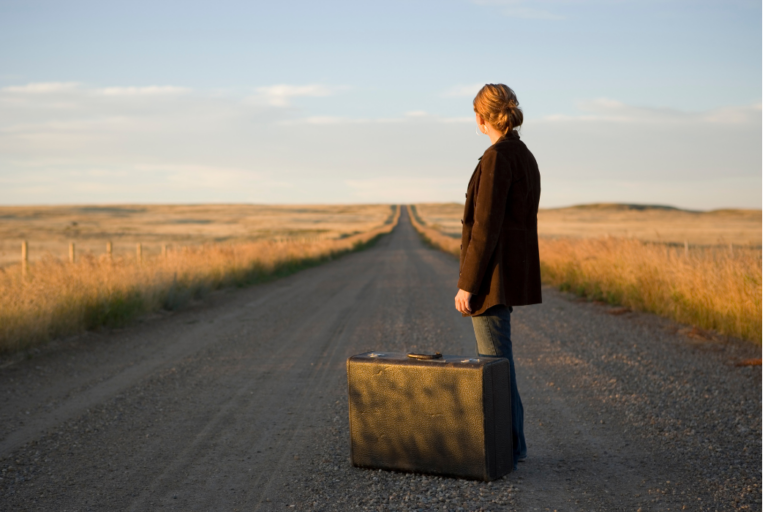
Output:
(0, 204), (397, 352)
(415, 202), (762, 247)
(0, 206), (760, 512)
(411, 203), (762, 344)
(0, 204), (395, 268)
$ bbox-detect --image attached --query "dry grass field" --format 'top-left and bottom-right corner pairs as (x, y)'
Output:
(0, 205), (398, 353)
(411, 203), (762, 344)
(415, 202), (762, 247)
(0, 204), (394, 269)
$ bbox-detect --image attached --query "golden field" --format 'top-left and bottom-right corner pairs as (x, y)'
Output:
(415, 202), (762, 247)
(0, 205), (398, 353)
(411, 203), (762, 344)
(0, 204), (394, 268)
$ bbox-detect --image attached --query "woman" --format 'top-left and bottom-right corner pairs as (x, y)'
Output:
(454, 83), (542, 467)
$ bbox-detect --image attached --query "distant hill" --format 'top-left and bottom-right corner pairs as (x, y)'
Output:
(554, 203), (690, 212)
(542, 203), (760, 216)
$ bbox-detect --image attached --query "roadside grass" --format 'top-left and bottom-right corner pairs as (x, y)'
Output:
(409, 205), (762, 344)
(0, 206), (400, 354)
(407, 206), (460, 257)
(539, 237), (762, 344)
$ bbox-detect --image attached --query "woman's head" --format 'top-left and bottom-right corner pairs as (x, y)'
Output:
(473, 84), (523, 135)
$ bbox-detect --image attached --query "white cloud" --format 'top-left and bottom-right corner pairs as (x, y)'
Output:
(283, 112), (473, 125)
(98, 86), (190, 96)
(1, 82), (81, 94)
(702, 104), (762, 124)
(250, 84), (343, 106)
(282, 116), (375, 125)
(133, 163), (269, 190)
(542, 98), (762, 125)
(0, 83), (760, 208)
(0, 82), (190, 98)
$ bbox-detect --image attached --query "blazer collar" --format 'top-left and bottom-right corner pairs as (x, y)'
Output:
(478, 131), (521, 160)
(495, 130), (520, 145)
(478, 130), (520, 160)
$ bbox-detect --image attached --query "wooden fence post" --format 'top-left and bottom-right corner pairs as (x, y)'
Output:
(21, 240), (28, 276)
(162, 244), (168, 257)
(106, 241), (113, 260)
(136, 243), (143, 263)
(69, 242), (76, 263)
(684, 240), (688, 258)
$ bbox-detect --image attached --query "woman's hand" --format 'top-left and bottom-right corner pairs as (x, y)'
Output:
(455, 289), (474, 315)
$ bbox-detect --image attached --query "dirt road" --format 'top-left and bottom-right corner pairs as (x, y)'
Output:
(0, 207), (761, 511)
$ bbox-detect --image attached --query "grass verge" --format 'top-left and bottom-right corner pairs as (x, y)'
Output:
(0, 206), (400, 354)
(407, 205), (460, 257)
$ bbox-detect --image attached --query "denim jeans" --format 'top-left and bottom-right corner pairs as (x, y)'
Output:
(471, 304), (527, 465)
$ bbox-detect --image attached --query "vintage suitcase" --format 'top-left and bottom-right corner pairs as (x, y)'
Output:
(347, 351), (513, 481)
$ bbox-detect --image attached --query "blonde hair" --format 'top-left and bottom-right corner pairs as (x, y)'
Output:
(473, 84), (523, 134)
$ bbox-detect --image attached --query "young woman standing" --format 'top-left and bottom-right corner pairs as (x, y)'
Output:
(454, 83), (542, 467)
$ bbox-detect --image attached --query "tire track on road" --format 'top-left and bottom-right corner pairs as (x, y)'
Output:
(0, 290), (283, 460)
(126, 264), (381, 511)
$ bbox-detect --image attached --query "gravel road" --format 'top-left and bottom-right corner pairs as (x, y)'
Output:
(0, 206), (761, 511)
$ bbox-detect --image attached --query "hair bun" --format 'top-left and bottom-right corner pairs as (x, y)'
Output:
(473, 83), (524, 133)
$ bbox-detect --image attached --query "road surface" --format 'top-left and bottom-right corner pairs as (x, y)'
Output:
(0, 207), (761, 511)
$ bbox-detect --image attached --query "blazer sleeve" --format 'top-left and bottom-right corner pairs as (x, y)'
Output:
(457, 148), (512, 294)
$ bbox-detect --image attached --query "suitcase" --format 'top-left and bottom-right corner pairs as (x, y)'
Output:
(347, 351), (513, 481)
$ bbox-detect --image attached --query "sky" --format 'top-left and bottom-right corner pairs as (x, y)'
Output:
(0, 0), (762, 209)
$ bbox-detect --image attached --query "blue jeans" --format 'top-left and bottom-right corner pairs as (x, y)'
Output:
(471, 304), (526, 466)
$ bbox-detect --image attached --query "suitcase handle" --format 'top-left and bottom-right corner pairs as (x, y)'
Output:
(407, 352), (443, 360)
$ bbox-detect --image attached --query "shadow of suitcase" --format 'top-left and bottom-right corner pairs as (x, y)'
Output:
(347, 351), (513, 481)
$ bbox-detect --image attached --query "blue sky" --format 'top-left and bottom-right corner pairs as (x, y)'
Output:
(0, 0), (761, 208)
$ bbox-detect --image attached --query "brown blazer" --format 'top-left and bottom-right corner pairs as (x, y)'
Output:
(458, 130), (542, 316)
